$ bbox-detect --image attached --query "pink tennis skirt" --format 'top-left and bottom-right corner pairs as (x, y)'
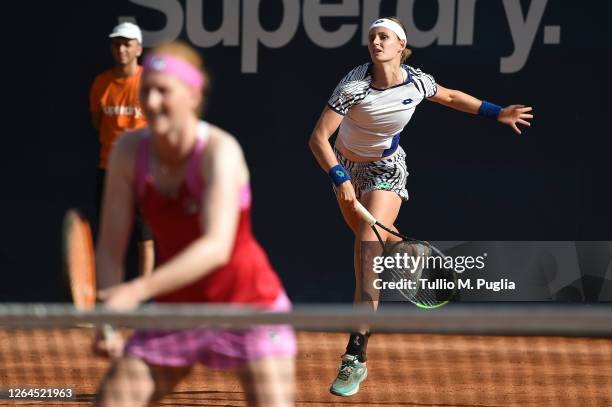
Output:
(124, 292), (297, 369)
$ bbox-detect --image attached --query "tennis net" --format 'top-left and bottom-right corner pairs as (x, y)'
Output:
(1, 303), (611, 406)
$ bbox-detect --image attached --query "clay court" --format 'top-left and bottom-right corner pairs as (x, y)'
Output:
(1, 330), (611, 406)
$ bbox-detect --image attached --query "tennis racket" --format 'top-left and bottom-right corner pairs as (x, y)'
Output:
(354, 202), (457, 309)
(62, 209), (114, 339)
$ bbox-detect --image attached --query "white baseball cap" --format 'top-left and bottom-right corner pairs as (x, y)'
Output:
(108, 22), (142, 43)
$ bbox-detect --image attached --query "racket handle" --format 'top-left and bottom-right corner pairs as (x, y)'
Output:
(354, 201), (377, 226)
(102, 323), (115, 341)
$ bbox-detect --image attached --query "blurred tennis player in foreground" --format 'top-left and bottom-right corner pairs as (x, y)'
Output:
(94, 42), (296, 406)
(309, 17), (533, 396)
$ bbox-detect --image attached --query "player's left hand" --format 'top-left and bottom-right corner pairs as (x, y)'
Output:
(92, 326), (124, 359)
(498, 105), (533, 134)
(98, 279), (146, 311)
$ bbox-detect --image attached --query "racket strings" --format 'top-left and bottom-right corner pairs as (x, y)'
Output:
(383, 240), (456, 308)
(64, 211), (97, 311)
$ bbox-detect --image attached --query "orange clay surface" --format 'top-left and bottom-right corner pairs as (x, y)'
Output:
(1, 330), (611, 406)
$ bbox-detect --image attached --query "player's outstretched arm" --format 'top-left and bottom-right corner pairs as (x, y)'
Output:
(428, 84), (533, 134)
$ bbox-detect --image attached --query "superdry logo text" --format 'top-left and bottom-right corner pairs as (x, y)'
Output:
(103, 106), (143, 119)
(119, 0), (560, 74)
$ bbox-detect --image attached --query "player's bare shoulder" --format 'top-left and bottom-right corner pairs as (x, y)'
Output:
(206, 124), (246, 164)
(114, 128), (148, 158)
(205, 124), (249, 181)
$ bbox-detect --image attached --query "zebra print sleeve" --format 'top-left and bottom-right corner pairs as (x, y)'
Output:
(327, 63), (372, 116)
(406, 66), (437, 98)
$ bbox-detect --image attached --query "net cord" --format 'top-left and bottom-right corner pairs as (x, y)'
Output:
(0, 303), (611, 337)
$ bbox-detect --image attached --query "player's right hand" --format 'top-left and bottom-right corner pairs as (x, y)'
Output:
(336, 181), (358, 210)
(92, 327), (124, 359)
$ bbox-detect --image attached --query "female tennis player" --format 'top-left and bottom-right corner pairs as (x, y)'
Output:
(93, 42), (296, 407)
(309, 17), (533, 397)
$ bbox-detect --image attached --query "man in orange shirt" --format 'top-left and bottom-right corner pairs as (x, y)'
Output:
(90, 22), (154, 277)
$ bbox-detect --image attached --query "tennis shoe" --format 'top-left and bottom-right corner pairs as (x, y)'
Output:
(329, 354), (368, 396)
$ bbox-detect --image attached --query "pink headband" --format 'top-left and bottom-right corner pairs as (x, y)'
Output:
(143, 53), (204, 90)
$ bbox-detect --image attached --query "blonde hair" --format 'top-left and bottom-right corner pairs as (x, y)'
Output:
(147, 41), (210, 115)
(384, 16), (412, 63)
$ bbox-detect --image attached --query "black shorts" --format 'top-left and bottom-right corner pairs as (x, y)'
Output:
(96, 168), (153, 242)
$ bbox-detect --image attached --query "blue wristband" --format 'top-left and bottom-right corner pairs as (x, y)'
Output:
(478, 101), (502, 119)
(329, 164), (351, 187)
